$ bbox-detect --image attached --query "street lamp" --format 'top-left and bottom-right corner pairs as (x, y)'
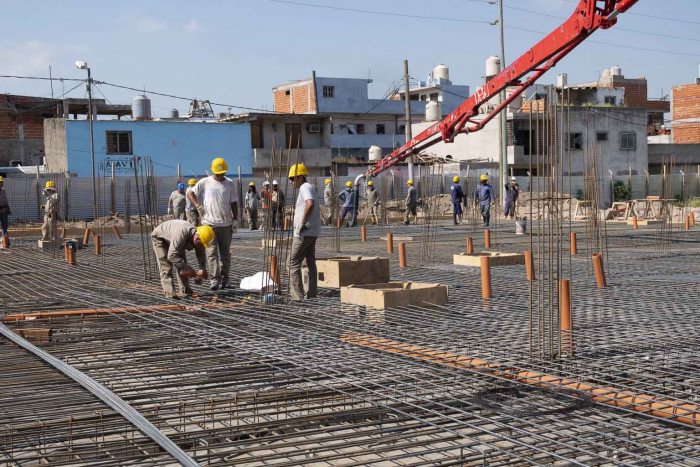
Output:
(76, 60), (98, 222)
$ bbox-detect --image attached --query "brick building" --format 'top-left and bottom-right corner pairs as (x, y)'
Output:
(0, 94), (130, 168)
(672, 81), (700, 144)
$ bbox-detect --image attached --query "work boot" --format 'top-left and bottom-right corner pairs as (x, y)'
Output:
(183, 286), (194, 296)
(165, 293), (181, 300)
(220, 279), (229, 290)
(209, 279), (220, 291)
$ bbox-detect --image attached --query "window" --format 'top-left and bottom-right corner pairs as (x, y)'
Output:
(604, 96), (617, 106)
(347, 124), (357, 135)
(429, 93), (439, 102)
(398, 125), (406, 135)
(106, 131), (132, 155)
(251, 124), (263, 149)
(285, 90), (290, 96)
(568, 133), (583, 150)
(323, 86), (334, 98)
(420, 95), (427, 101)
(409, 94), (419, 101)
(356, 123), (365, 135)
(376, 124), (386, 135)
(597, 132), (608, 142)
(620, 132), (636, 150)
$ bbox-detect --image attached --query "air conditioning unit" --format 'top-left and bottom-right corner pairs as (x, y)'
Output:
(307, 124), (321, 133)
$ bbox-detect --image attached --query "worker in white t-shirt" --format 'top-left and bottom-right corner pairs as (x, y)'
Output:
(187, 157), (239, 291)
(288, 163), (321, 300)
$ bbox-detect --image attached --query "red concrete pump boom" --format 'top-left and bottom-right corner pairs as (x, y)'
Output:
(361, 0), (640, 181)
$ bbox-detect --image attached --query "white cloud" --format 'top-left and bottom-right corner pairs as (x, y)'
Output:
(0, 40), (53, 76)
(183, 19), (200, 32)
(133, 17), (167, 33)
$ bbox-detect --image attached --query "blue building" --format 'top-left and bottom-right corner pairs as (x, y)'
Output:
(44, 119), (252, 177)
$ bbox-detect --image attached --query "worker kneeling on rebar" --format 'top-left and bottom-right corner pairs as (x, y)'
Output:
(151, 220), (214, 299)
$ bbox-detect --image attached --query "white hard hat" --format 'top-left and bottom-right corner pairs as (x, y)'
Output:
(511, 176), (517, 181)
(272, 180), (279, 185)
(263, 180), (270, 185)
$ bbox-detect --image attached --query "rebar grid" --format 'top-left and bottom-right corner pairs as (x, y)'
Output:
(1, 221), (699, 466)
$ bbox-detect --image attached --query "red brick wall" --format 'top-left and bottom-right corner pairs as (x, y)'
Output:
(673, 84), (700, 143)
(273, 83), (316, 114)
(0, 110), (46, 140)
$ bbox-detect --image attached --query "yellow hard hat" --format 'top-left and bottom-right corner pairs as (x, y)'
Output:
(367, 180), (374, 186)
(0, 176), (4, 182)
(196, 225), (215, 248)
(480, 174), (488, 181)
(45, 181), (55, 189)
(288, 163), (308, 178)
(188, 178), (196, 186)
(345, 181), (352, 188)
(325, 178), (331, 185)
(453, 176), (460, 183)
(406, 180), (413, 185)
(211, 157), (228, 175)
(249, 182), (255, 187)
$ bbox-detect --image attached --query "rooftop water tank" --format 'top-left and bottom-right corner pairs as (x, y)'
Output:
(602, 68), (611, 78)
(611, 65), (622, 76)
(433, 64), (449, 82)
(368, 145), (382, 162)
(426, 101), (441, 122)
(557, 73), (568, 88)
(168, 109), (179, 119)
(486, 56), (501, 78)
(132, 95), (152, 121)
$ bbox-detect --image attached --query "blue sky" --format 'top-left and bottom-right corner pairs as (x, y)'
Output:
(2, 0), (699, 117)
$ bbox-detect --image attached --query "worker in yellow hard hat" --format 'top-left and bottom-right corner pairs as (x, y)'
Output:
(474, 174), (494, 226)
(365, 180), (380, 225)
(41, 180), (59, 242)
(338, 180), (355, 227)
(186, 158), (239, 291)
(185, 179), (199, 226)
(245, 182), (260, 230)
(403, 179), (418, 225)
(451, 175), (465, 225)
(288, 163), (321, 300)
(151, 219), (213, 299)
(0, 175), (9, 243)
(323, 178), (334, 226)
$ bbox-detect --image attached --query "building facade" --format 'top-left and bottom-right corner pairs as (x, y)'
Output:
(672, 81), (700, 144)
(271, 65), (470, 160)
(44, 119), (252, 177)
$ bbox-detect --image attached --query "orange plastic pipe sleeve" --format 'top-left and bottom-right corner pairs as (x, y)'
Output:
(525, 250), (535, 281)
(466, 236), (474, 254)
(387, 233), (394, 253)
(398, 242), (407, 268)
(592, 253), (607, 288)
(481, 256), (492, 299)
(570, 232), (577, 255)
(361, 226), (367, 242)
(484, 229), (491, 249)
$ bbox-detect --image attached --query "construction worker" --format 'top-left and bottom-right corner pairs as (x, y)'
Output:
(451, 176), (465, 225)
(151, 220), (213, 299)
(0, 176), (10, 241)
(245, 182), (260, 230)
(403, 180), (418, 225)
(323, 178), (334, 225)
(504, 176), (519, 219)
(187, 157), (239, 291)
(366, 180), (380, 225)
(168, 183), (186, 220)
(474, 174), (494, 227)
(41, 181), (59, 242)
(338, 181), (355, 227)
(288, 163), (321, 300)
(271, 180), (286, 229)
(185, 179), (199, 226)
(260, 180), (271, 230)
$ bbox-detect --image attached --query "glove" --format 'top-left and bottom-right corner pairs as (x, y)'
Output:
(197, 205), (205, 217)
(180, 265), (196, 278)
(231, 220), (238, 233)
(167, 209), (171, 215)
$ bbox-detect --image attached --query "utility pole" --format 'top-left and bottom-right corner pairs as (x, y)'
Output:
(403, 60), (414, 182)
(498, 0), (507, 204)
(86, 67), (98, 222)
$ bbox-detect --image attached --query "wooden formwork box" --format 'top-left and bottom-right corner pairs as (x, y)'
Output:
(316, 256), (390, 288)
(453, 252), (525, 267)
(341, 282), (449, 309)
(261, 237), (292, 249)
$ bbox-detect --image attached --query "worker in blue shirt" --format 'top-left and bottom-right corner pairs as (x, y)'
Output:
(474, 174), (494, 227)
(338, 181), (355, 227)
(450, 176), (465, 225)
(504, 176), (519, 219)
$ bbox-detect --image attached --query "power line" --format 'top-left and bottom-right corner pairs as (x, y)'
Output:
(0, 75), (83, 82)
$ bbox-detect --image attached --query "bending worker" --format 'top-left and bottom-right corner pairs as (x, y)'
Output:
(403, 180), (418, 225)
(245, 182), (260, 230)
(366, 180), (380, 225)
(451, 176), (465, 225)
(338, 181), (355, 227)
(474, 174), (494, 227)
(504, 176), (519, 219)
(151, 219), (213, 299)
(323, 178), (334, 226)
(168, 183), (187, 220)
(288, 163), (321, 300)
(187, 157), (239, 291)
(185, 179), (199, 226)
(41, 181), (59, 242)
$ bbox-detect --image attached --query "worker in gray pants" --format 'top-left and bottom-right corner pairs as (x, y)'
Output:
(168, 183), (187, 220)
